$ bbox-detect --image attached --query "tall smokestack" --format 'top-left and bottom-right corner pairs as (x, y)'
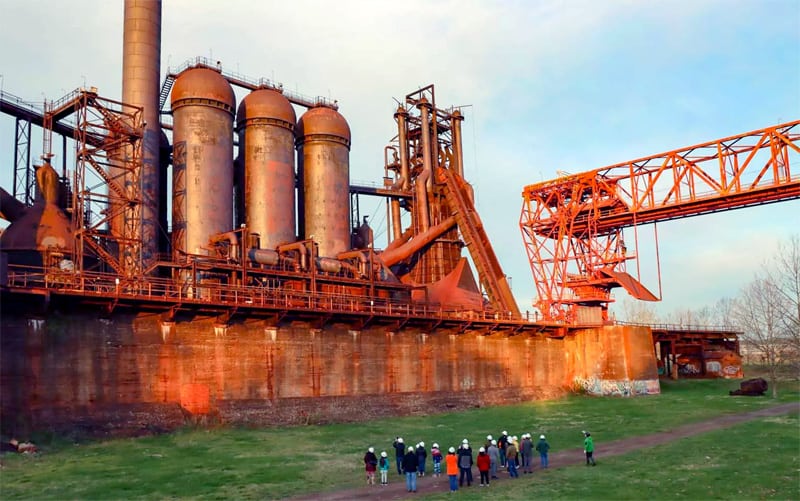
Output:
(122, 0), (161, 272)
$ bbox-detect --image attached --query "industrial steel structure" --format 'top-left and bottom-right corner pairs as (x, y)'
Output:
(520, 121), (800, 322)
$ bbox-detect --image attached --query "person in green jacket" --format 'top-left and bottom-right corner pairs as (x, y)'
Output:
(535, 434), (550, 468)
(583, 431), (596, 466)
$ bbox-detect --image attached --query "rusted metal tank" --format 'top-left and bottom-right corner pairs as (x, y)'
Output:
(236, 89), (297, 249)
(121, 0), (161, 269)
(170, 68), (236, 258)
(296, 106), (351, 258)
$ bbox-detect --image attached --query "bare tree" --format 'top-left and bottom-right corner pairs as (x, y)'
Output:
(617, 297), (660, 324)
(769, 234), (800, 357)
(732, 275), (791, 398)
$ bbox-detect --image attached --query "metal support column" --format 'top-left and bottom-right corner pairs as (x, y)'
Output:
(13, 117), (33, 204)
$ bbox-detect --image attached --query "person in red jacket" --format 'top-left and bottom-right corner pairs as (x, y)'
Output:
(477, 446), (491, 486)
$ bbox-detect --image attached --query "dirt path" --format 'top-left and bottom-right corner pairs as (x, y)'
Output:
(292, 402), (799, 500)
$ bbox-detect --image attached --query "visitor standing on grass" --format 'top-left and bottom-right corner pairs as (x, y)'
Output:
(379, 451), (390, 486)
(583, 431), (596, 465)
(403, 446), (419, 492)
(521, 433), (534, 473)
(536, 434), (550, 469)
(488, 439), (500, 479)
(393, 437), (405, 475)
(458, 440), (474, 486)
(506, 439), (519, 478)
(416, 441), (427, 476)
(498, 431), (508, 467)
(431, 443), (443, 477)
(446, 446), (459, 492)
(477, 447), (491, 486)
(364, 447), (378, 485)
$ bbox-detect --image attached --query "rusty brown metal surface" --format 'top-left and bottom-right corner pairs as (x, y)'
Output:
(296, 106), (351, 258)
(237, 89), (297, 249)
(170, 68), (235, 260)
(121, 0), (162, 270)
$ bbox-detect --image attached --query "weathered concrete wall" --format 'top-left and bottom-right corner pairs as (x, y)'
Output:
(0, 311), (659, 437)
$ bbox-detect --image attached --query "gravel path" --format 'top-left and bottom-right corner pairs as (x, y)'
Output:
(291, 401), (799, 500)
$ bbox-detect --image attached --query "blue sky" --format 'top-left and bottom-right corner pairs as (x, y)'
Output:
(1, 0), (798, 318)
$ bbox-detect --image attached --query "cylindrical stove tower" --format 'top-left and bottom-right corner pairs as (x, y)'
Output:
(236, 89), (297, 249)
(170, 68), (236, 258)
(121, 0), (161, 271)
(296, 106), (351, 258)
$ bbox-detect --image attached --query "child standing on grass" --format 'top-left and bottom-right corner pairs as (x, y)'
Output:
(364, 447), (378, 485)
(379, 451), (390, 485)
(446, 446), (459, 492)
(431, 443), (443, 477)
(583, 431), (596, 466)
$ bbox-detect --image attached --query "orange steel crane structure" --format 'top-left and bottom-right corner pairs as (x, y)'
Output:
(520, 120), (800, 323)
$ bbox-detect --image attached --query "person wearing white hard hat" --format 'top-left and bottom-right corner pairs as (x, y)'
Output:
(536, 434), (550, 469)
(487, 439), (500, 479)
(393, 437), (405, 475)
(484, 434), (493, 451)
(379, 451), (391, 485)
(364, 446), (378, 485)
(477, 446), (491, 486)
(498, 431), (509, 468)
(431, 443), (443, 477)
(521, 433), (534, 473)
(457, 439), (474, 486)
(446, 447), (459, 492)
(506, 438), (519, 478)
(402, 446), (419, 492)
(416, 441), (428, 477)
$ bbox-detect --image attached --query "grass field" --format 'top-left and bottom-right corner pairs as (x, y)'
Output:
(1, 375), (797, 500)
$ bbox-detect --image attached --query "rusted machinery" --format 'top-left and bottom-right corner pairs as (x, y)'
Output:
(520, 121), (800, 323)
(0, 0), (523, 325)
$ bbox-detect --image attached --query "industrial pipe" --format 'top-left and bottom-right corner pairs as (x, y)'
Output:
(0, 188), (26, 222)
(395, 106), (410, 190)
(416, 98), (433, 232)
(278, 241), (310, 271)
(451, 109), (464, 177)
(379, 215), (456, 267)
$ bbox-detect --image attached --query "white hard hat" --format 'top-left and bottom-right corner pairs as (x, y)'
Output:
(368, 447), (374, 453)
(408, 446), (415, 452)
(479, 447), (486, 452)
(449, 446), (456, 453)
(419, 441), (425, 447)
(398, 437), (404, 443)
(381, 451), (387, 457)
(433, 443), (439, 448)
(491, 439), (497, 445)
(512, 436), (518, 441)
(502, 431), (508, 435)
(540, 435), (545, 439)
(462, 438), (469, 444)
(487, 434), (493, 440)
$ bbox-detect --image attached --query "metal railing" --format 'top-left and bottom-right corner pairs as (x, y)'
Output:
(4, 266), (537, 325)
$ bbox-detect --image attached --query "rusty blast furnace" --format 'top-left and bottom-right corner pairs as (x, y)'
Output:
(7, 0), (790, 436)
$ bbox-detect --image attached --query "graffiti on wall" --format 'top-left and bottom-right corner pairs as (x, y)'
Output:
(575, 377), (661, 397)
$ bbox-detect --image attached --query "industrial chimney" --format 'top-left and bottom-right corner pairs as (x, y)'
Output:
(121, 0), (162, 271)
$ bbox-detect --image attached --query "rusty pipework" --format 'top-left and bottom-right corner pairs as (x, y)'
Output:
(450, 109), (464, 178)
(208, 231), (240, 262)
(278, 240), (313, 271)
(416, 98), (433, 232)
(379, 215), (456, 267)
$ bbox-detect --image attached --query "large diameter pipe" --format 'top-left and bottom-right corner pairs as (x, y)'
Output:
(379, 215), (456, 267)
(451, 109), (464, 178)
(416, 98), (432, 232)
(122, 0), (161, 272)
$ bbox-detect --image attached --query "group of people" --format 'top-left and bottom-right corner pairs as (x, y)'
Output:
(363, 431), (564, 493)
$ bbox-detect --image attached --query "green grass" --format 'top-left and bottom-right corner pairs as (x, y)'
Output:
(1, 378), (797, 500)
(424, 413), (800, 500)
